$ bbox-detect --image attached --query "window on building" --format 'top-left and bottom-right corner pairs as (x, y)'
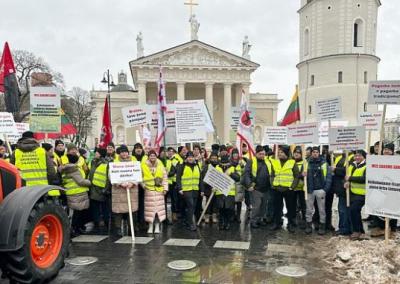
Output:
(338, 71), (343, 83)
(304, 29), (310, 56)
(364, 71), (368, 84)
(308, 105), (312, 114)
(354, 19), (364, 47)
(310, 75), (315, 86)
(364, 102), (367, 112)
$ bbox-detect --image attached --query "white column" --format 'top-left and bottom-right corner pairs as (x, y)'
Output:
(223, 83), (232, 144)
(177, 82), (185, 101)
(205, 82), (214, 145)
(138, 81), (147, 105)
(272, 108), (277, 126)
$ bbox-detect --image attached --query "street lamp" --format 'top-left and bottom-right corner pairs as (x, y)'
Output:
(100, 69), (116, 126)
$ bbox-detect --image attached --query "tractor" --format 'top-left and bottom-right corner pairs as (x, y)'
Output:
(0, 159), (70, 283)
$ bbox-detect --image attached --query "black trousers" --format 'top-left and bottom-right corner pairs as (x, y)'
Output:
(325, 190), (334, 227)
(138, 185), (145, 224)
(294, 190), (306, 221)
(272, 190), (296, 225)
(182, 191), (198, 227)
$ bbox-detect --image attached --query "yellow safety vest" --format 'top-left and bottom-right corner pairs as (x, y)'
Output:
(165, 159), (173, 185)
(181, 164), (200, 191)
(15, 148), (48, 186)
(171, 154), (184, 183)
(295, 161), (304, 191)
(114, 155), (136, 163)
(92, 163), (108, 188)
(349, 164), (366, 196)
(272, 159), (295, 188)
(251, 157), (272, 178)
(142, 162), (165, 192)
(62, 167), (89, 196)
(215, 165), (236, 196)
(334, 155), (343, 166)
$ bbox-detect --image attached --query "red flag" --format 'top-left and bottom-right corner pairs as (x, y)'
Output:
(154, 66), (167, 150)
(236, 90), (255, 158)
(0, 42), (20, 113)
(99, 97), (112, 148)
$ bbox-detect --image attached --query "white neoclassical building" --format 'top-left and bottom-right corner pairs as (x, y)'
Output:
(89, 39), (281, 148)
(298, 0), (381, 125)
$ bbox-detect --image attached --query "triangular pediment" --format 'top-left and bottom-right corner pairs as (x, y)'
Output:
(130, 40), (259, 69)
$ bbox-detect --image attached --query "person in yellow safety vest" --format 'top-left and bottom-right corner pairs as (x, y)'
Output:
(60, 143), (88, 175)
(214, 155), (240, 230)
(242, 145), (273, 229)
(167, 147), (180, 222)
(193, 144), (204, 223)
(142, 150), (168, 234)
(105, 142), (117, 162)
(292, 146), (307, 230)
(171, 146), (187, 220)
(59, 152), (91, 236)
(42, 143), (62, 186)
(241, 143), (251, 162)
(200, 151), (220, 224)
(88, 147), (110, 232)
(344, 150), (367, 240)
(132, 143), (148, 229)
(158, 147), (176, 225)
(11, 131), (58, 188)
(230, 148), (246, 223)
(270, 145), (300, 233)
(176, 151), (201, 231)
(53, 139), (65, 168)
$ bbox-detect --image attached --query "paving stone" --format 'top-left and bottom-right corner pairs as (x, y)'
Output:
(71, 235), (109, 243)
(163, 238), (200, 247)
(213, 240), (250, 250)
(114, 236), (154, 244)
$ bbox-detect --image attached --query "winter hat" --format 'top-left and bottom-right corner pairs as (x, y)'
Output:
(42, 143), (53, 152)
(79, 148), (87, 157)
(255, 145), (264, 153)
(384, 143), (395, 153)
(355, 149), (367, 159)
(96, 147), (107, 158)
(134, 143), (143, 149)
(148, 149), (157, 157)
(66, 143), (77, 152)
(209, 151), (219, 159)
(107, 142), (115, 148)
(22, 131), (34, 139)
(263, 145), (270, 153)
(55, 139), (64, 147)
(279, 145), (290, 158)
(118, 144), (129, 154)
(311, 146), (320, 153)
(167, 147), (176, 152)
(211, 144), (220, 152)
(186, 151), (194, 158)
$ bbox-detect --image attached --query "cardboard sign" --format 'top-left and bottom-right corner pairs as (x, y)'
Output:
(203, 165), (235, 196)
(316, 97), (342, 121)
(318, 120), (348, 144)
(7, 123), (30, 143)
(262, 127), (287, 145)
(149, 104), (177, 146)
(287, 122), (319, 145)
(328, 126), (366, 151)
(30, 86), (61, 133)
(175, 100), (207, 144)
(0, 112), (17, 134)
(121, 105), (150, 128)
(368, 80), (400, 105)
(365, 155), (400, 219)
(358, 112), (383, 132)
(109, 161), (143, 184)
(230, 107), (255, 131)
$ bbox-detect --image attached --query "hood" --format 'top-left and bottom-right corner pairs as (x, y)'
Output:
(17, 138), (40, 152)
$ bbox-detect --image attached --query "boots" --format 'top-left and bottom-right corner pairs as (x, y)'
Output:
(147, 223), (153, 234)
(212, 213), (218, 224)
(154, 222), (160, 234)
(318, 223), (326, 235)
(204, 214), (210, 224)
(305, 222), (313, 234)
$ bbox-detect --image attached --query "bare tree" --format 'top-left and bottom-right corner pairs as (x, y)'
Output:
(62, 87), (95, 147)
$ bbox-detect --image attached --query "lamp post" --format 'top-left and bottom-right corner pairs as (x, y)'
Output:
(100, 69), (116, 126)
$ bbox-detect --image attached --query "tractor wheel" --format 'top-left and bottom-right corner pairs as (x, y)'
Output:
(1, 198), (69, 284)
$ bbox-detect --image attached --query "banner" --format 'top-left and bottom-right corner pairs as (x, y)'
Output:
(121, 105), (150, 128)
(318, 120), (348, 144)
(109, 161), (142, 184)
(328, 126), (366, 151)
(230, 107), (255, 131)
(203, 165), (235, 196)
(358, 112), (383, 132)
(365, 155), (400, 219)
(30, 86), (61, 133)
(287, 122), (319, 145)
(315, 97), (342, 121)
(7, 123), (30, 143)
(262, 127), (287, 145)
(368, 80), (400, 105)
(0, 112), (17, 134)
(175, 100), (207, 144)
(149, 104), (176, 146)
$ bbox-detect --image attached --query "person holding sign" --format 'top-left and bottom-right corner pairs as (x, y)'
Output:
(230, 149), (246, 224)
(214, 155), (240, 231)
(111, 145), (139, 237)
(292, 147), (307, 230)
(176, 151), (201, 231)
(142, 150), (168, 234)
(200, 151), (220, 224)
(344, 150), (367, 240)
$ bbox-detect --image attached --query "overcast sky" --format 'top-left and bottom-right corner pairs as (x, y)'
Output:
(1, 0), (399, 119)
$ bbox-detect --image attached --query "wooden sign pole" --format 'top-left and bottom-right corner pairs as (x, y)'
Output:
(301, 145), (308, 201)
(345, 150), (350, 207)
(126, 187), (135, 242)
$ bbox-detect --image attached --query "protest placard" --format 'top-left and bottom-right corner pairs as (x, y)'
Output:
(230, 107), (255, 131)
(109, 161), (142, 184)
(7, 123), (30, 143)
(203, 165), (235, 196)
(358, 112), (383, 132)
(365, 155), (400, 219)
(175, 100), (207, 144)
(262, 127), (287, 145)
(318, 120), (348, 144)
(316, 97), (342, 121)
(287, 122), (319, 145)
(149, 104), (176, 146)
(368, 80), (400, 105)
(121, 105), (150, 128)
(0, 112), (17, 134)
(30, 86), (61, 133)
(328, 126), (366, 151)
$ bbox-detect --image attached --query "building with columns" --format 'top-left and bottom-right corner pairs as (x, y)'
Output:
(89, 40), (281, 148)
(298, 0), (381, 125)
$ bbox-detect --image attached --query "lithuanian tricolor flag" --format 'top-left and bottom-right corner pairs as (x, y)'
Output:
(280, 85), (300, 126)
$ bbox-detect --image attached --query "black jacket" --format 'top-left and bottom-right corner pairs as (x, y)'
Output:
(332, 155), (346, 197)
(243, 158), (272, 192)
